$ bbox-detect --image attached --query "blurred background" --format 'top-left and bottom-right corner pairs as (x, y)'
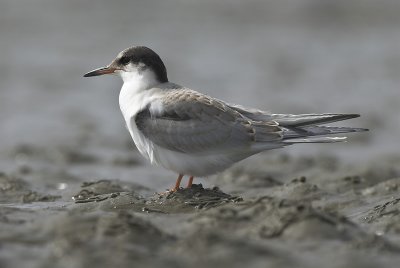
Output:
(0, 0), (399, 188)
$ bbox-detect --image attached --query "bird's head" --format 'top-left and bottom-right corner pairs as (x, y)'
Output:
(84, 46), (168, 84)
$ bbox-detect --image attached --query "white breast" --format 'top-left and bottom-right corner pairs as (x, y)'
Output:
(118, 67), (163, 163)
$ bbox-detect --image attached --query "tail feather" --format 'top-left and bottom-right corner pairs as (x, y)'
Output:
(273, 113), (367, 145)
(227, 104), (368, 145)
(283, 125), (368, 139)
(282, 137), (347, 144)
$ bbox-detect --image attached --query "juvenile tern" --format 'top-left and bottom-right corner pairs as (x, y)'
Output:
(84, 46), (367, 191)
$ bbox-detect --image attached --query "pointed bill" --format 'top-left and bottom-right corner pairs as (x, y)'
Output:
(83, 66), (117, 77)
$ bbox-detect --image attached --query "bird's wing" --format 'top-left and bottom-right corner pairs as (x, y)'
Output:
(228, 104), (360, 127)
(227, 103), (367, 144)
(226, 103), (272, 121)
(134, 89), (282, 154)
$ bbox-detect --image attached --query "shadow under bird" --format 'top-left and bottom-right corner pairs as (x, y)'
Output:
(84, 46), (368, 191)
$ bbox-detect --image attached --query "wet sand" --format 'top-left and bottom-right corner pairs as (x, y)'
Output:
(1, 149), (400, 268)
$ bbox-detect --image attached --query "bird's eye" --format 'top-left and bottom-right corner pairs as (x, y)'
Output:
(118, 56), (130, 65)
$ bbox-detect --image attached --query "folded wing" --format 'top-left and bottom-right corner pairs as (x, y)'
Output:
(228, 104), (368, 144)
(135, 90), (282, 154)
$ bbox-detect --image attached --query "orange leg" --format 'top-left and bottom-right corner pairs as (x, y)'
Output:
(171, 174), (184, 192)
(186, 176), (194, 188)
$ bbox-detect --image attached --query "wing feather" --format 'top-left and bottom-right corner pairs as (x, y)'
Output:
(135, 90), (282, 154)
(228, 104), (360, 127)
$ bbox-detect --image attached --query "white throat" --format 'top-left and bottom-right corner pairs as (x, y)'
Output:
(119, 65), (160, 90)
(118, 66), (163, 120)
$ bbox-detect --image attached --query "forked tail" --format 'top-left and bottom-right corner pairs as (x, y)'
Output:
(276, 113), (368, 144)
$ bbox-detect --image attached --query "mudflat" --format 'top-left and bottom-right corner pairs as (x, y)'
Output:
(1, 149), (400, 268)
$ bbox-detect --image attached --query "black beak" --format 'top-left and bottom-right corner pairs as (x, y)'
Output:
(83, 66), (117, 77)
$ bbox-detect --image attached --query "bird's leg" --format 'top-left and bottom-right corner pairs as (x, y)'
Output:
(171, 174), (184, 192)
(186, 176), (194, 188)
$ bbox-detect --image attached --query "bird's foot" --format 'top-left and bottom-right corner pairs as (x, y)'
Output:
(186, 176), (194, 188)
(158, 175), (194, 194)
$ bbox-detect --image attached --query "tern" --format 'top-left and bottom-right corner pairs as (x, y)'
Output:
(84, 46), (367, 191)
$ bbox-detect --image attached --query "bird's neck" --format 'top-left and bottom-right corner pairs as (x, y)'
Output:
(119, 69), (163, 120)
(120, 68), (160, 92)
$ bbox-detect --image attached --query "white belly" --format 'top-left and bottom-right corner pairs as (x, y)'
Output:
(150, 146), (248, 176)
(124, 115), (245, 176)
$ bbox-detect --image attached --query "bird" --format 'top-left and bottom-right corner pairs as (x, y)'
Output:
(84, 46), (368, 191)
